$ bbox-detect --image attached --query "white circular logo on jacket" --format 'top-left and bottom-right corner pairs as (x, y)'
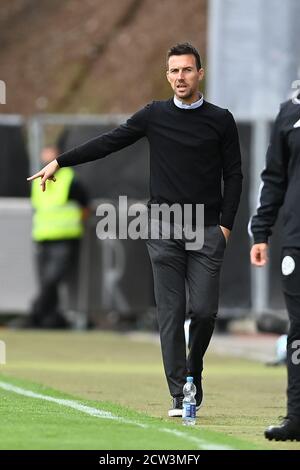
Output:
(281, 256), (295, 276)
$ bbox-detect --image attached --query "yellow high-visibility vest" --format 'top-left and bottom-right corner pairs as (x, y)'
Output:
(31, 167), (83, 241)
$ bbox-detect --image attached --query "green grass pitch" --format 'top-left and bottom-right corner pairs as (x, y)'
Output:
(0, 329), (298, 450)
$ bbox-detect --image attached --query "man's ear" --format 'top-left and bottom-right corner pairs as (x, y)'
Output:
(198, 68), (205, 82)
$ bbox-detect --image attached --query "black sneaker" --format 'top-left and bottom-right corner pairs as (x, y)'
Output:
(168, 396), (183, 417)
(265, 416), (300, 441)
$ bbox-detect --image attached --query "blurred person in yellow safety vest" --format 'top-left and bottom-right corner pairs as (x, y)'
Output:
(28, 146), (90, 328)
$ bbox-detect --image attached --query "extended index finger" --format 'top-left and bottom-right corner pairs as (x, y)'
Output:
(27, 170), (44, 181)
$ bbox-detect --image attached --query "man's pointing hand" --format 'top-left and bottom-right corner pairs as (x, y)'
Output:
(27, 159), (60, 192)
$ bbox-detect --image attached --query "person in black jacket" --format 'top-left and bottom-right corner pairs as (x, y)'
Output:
(27, 43), (242, 417)
(250, 96), (300, 441)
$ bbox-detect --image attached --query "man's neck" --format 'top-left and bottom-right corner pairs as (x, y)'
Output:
(180, 92), (201, 105)
(173, 93), (203, 109)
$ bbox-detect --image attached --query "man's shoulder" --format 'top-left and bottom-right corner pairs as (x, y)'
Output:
(149, 99), (172, 108)
(203, 100), (231, 117)
(139, 99), (173, 119)
(279, 96), (300, 112)
(275, 96), (300, 124)
(135, 99), (171, 115)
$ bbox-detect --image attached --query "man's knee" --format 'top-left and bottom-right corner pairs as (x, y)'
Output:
(190, 302), (218, 320)
(147, 246), (173, 266)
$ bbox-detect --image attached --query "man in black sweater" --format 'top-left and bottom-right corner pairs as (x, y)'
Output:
(28, 43), (242, 417)
(250, 96), (300, 441)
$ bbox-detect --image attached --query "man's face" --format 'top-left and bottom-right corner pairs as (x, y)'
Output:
(166, 54), (204, 103)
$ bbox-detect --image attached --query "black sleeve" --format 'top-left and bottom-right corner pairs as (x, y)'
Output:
(220, 111), (243, 230)
(250, 106), (289, 244)
(57, 104), (151, 168)
(68, 178), (90, 207)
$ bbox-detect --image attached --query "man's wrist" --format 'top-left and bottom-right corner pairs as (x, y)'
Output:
(219, 217), (233, 231)
(253, 234), (268, 244)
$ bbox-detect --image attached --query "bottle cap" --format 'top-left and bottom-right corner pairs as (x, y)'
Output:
(186, 376), (193, 382)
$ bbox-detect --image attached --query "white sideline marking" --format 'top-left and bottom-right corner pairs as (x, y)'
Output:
(0, 380), (233, 450)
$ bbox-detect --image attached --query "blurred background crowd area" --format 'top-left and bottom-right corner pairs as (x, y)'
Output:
(0, 0), (207, 115)
(0, 0), (300, 335)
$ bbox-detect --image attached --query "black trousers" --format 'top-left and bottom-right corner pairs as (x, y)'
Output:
(146, 225), (226, 398)
(31, 239), (79, 323)
(281, 248), (300, 418)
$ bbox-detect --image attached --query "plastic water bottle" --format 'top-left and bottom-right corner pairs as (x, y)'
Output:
(182, 376), (197, 426)
(276, 334), (287, 363)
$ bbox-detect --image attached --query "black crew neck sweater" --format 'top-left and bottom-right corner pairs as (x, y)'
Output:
(57, 99), (243, 229)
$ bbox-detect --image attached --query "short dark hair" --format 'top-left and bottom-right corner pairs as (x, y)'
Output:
(166, 43), (201, 70)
